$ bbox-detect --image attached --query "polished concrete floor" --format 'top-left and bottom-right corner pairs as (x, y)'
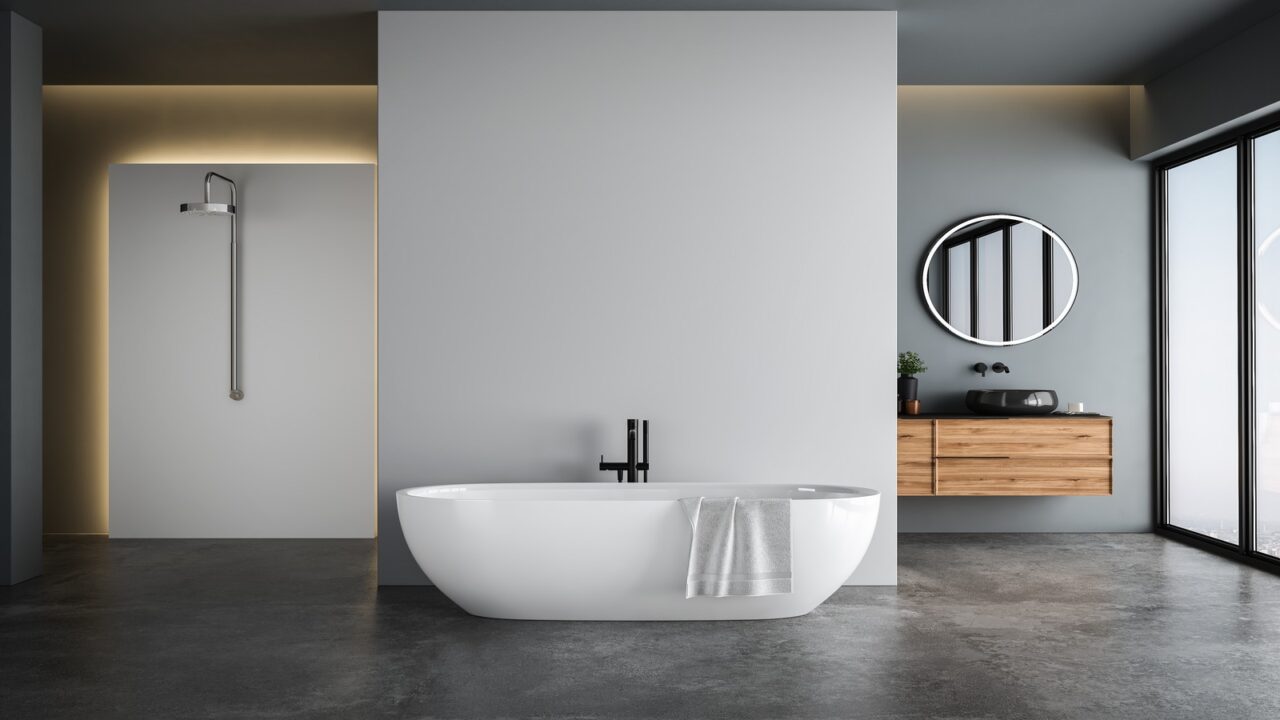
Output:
(3, 534), (1279, 720)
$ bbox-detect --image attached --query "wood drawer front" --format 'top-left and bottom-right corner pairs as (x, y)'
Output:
(936, 457), (1112, 496)
(935, 418), (1111, 458)
(897, 419), (934, 496)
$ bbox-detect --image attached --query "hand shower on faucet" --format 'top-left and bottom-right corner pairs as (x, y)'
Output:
(599, 419), (650, 483)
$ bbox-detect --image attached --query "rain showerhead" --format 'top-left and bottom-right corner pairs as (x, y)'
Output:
(180, 171), (237, 218)
(180, 201), (235, 216)
(180, 171), (244, 401)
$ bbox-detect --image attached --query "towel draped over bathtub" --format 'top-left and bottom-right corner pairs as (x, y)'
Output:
(678, 497), (792, 598)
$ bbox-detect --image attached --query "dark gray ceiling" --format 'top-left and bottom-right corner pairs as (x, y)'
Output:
(7, 0), (1280, 85)
(891, 0), (1280, 84)
(6, 0), (379, 84)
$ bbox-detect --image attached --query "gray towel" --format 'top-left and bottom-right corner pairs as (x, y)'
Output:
(679, 497), (792, 598)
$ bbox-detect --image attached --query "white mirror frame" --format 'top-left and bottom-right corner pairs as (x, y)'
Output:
(920, 213), (1079, 347)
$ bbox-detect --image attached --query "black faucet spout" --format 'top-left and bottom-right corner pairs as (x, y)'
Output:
(599, 418), (650, 483)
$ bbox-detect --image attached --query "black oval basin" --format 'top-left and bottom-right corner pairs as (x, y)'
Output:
(965, 389), (1059, 415)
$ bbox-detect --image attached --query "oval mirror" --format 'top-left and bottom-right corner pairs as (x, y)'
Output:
(921, 214), (1078, 346)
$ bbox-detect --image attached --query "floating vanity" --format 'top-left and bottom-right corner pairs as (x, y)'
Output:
(897, 415), (1113, 496)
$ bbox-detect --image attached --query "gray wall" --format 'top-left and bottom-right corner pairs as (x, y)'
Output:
(898, 86), (1152, 532)
(379, 11), (899, 585)
(108, 164), (375, 538)
(1132, 12), (1280, 160)
(2, 12), (39, 586)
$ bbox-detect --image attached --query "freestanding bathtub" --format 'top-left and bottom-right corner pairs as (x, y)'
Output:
(396, 483), (880, 621)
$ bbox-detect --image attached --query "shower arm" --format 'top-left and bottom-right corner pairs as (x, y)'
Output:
(206, 172), (243, 402)
(204, 172), (237, 207)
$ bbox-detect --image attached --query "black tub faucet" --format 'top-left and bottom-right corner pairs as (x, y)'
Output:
(600, 419), (649, 483)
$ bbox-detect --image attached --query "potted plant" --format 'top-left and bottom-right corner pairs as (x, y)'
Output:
(897, 351), (927, 409)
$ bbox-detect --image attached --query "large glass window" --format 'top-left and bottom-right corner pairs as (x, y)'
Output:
(1160, 119), (1280, 573)
(1255, 131), (1280, 558)
(1165, 147), (1240, 544)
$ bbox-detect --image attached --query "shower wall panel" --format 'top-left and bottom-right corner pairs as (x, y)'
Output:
(108, 164), (375, 538)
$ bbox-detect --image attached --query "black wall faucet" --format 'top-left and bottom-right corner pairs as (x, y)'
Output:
(973, 362), (989, 377)
(600, 419), (650, 483)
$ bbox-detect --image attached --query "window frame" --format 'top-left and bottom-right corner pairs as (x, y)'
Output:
(1154, 114), (1280, 574)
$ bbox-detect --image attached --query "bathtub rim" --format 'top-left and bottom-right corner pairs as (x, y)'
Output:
(396, 482), (879, 502)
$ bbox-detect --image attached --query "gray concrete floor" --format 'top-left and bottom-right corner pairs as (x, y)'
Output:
(2, 534), (1279, 720)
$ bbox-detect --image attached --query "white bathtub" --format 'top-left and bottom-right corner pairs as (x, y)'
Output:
(396, 483), (880, 621)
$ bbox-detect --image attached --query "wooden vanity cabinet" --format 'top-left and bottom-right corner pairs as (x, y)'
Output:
(897, 420), (935, 496)
(897, 417), (1112, 496)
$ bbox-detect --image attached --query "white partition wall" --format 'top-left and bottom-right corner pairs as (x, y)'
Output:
(378, 11), (898, 584)
(109, 164), (375, 538)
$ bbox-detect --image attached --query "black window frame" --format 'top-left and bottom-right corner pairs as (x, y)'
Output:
(1155, 112), (1280, 575)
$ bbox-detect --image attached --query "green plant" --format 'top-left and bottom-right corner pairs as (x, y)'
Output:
(898, 351), (927, 377)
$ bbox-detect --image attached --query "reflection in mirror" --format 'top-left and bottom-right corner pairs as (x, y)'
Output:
(1260, 226), (1280, 332)
(922, 214), (1077, 346)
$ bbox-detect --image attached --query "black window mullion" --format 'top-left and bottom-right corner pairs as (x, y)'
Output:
(1156, 166), (1169, 530)
(1240, 138), (1257, 556)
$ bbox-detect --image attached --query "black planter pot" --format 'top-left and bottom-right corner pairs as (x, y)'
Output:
(897, 375), (918, 403)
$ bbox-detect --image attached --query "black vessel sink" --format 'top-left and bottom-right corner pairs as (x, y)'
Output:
(965, 389), (1059, 416)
